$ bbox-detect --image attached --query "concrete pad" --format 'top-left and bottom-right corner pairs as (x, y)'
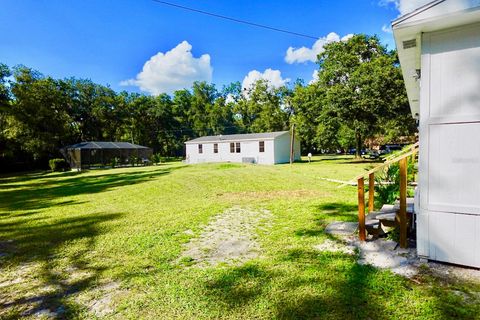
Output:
(325, 221), (358, 235)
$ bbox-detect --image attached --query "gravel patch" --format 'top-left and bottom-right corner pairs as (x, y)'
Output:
(425, 261), (480, 283)
(355, 239), (419, 277)
(179, 206), (272, 267)
(313, 239), (356, 255)
(86, 282), (121, 317)
(313, 236), (480, 280)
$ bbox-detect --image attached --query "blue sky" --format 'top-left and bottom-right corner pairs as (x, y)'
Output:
(0, 0), (411, 95)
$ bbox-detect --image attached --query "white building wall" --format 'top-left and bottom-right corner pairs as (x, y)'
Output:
(273, 133), (301, 164)
(186, 139), (276, 165)
(417, 22), (480, 267)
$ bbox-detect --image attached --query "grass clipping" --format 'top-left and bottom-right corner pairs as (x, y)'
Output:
(179, 207), (272, 267)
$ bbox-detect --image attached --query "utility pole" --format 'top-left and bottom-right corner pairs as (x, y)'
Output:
(290, 123), (295, 165)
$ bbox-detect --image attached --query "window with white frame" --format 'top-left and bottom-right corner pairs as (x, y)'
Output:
(259, 141), (265, 152)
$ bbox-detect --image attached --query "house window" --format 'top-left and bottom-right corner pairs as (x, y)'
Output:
(236, 142), (241, 153)
(214, 143), (218, 154)
(198, 144), (203, 154)
(259, 141), (265, 152)
(230, 142), (235, 153)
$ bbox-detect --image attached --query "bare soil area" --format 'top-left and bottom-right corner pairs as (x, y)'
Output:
(179, 206), (272, 267)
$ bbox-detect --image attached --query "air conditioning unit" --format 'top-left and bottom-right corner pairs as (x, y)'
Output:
(242, 157), (256, 164)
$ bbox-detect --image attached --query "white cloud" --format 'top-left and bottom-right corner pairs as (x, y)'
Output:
(121, 41), (212, 95)
(285, 32), (354, 64)
(225, 93), (235, 104)
(242, 68), (290, 91)
(382, 24), (393, 34)
(309, 70), (319, 85)
(379, 0), (432, 15)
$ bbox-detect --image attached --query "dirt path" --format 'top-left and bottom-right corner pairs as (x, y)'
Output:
(179, 206), (272, 267)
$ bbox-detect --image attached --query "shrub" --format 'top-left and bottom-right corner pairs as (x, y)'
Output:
(374, 160), (417, 207)
(151, 153), (162, 165)
(129, 155), (139, 166)
(49, 158), (69, 172)
(111, 157), (120, 168)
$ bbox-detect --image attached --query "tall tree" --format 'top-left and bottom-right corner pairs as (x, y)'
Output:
(0, 64), (13, 165)
(235, 80), (290, 133)
(7, 66), (73, 161)
(290, 80), (325, 153)
(317, 34), (414, 157)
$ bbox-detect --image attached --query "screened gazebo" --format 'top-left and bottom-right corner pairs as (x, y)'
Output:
(61, 141), (153, 170)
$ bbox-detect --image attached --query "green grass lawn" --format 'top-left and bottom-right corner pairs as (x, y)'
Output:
(0, 157), (479, 319)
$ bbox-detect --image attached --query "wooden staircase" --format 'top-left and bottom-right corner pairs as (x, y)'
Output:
(353, 143), (419, 248)
(365, 199), (415, 237)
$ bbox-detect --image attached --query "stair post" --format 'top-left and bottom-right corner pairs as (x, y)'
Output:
(358, 177), (366, 241)
(368, 172), (375, 212)
(399, 158), (408, 248)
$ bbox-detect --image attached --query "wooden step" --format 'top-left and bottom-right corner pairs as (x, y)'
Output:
(365, 219), (382, 236)
(376, 212), (397, 228)
(376, 213), (396, 222)
(380, 204), (397, 212)
(366, 219), (380, 229)
(393, 202), (414, 214)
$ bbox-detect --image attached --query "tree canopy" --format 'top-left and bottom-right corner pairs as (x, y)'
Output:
(0, 34), (417, 171)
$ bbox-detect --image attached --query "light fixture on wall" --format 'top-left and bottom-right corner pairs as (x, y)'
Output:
(411, 69), (421, 81)
(414, 113), (420, 127)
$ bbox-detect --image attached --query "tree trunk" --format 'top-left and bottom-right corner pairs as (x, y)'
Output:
(355, 132), (362, 159)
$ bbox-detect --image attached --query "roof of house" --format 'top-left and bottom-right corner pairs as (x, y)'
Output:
(392, 0), (480, 116)
(64, 141), (151, 150)
(184, 131), (289, 144)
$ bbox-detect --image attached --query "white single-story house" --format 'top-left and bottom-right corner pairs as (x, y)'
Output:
(393, 0), (480, 267)
(184, 131), (301, 165)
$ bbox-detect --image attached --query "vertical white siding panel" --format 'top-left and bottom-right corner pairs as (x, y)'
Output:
(416, 211), (429, 258)
(419, 23), (480, 267)
(454, 214), (477, 267)
(273, 134), (291, 164)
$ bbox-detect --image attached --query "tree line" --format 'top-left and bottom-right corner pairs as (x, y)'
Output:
(0, 34), (416, 172)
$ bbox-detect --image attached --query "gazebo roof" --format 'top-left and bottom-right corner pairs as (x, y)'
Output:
(64, 141), (151, 150)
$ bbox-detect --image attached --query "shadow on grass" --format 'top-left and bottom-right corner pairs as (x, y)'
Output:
(0, 166), (185, 213)
(202, 244), (480, 319)
(316, 156), (353, 161)
(315, 202), (358, 219)
(0, 212), (124, 318)
(295, 202), (357, 238)
(204, 264), (270, 308)
(202, 249), (391, 319)
(276, 251), (383, 319)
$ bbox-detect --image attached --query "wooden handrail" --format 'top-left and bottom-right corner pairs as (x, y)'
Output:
(353, 143), (419, 248)
(338, 144), (419, 187)
(383, 142), (419, 161)
(354, 147), (418, 180)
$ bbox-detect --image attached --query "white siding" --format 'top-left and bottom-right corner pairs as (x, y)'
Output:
(185, 132), (301, 165)
(417, 23), (480, 267)
(273, 133), (301, 164)
(186, 139), (276, 164)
